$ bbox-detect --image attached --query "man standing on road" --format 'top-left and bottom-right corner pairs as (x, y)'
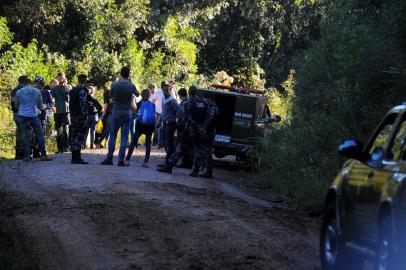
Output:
(158, 83), (182, 167)
(69, 74), (90, 164)
(14, 76), (52, 162)
(11, 76), (26, 160)
(101, 67), (139, 167)
(31, 76), (54, 158)
(187, 87), (209, 177)
(35, 76), (54, 132)
(158, 88), (191, 174)
(195, 92), (219, 179)
(51, 72), (71, 154)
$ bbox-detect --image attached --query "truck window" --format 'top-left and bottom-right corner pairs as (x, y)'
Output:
(390, 118), (406, 160)
(366, 113), (398, 155)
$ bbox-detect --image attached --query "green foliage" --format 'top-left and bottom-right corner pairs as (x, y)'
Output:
(0, 17), (13, 50)
(0, 106), (14, 156)
(0, 41), (68, 98)
(257, 0), (406, 205)
(120, 38), (146, 87)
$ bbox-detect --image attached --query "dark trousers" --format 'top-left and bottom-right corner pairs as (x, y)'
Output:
(84, 114), (98, 148)
(126, 131), (153, 163)
(54, 113), (70, 151)
(70, 115), (88, 160)
(163, 121), (177, 163)
(17, 116), (46, 158)
(13, 113), (24, 157)
(167, 128), (193, 167)
(153, 113), (162, 145)
(193, 133), (215, 173)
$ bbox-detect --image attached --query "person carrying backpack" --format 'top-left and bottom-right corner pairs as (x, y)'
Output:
(125, 89), (156, 168)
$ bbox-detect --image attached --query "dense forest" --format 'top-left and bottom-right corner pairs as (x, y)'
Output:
(0, 0), (405, 205)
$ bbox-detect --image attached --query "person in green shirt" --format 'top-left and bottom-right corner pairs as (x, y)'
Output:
(51, 72), (72, 153)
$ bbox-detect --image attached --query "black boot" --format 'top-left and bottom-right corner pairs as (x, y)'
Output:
(189, 167), (199, 177)
(15, 149), (24, 160)
(71, 151), (88, 164)
(158, 164), (173, 174)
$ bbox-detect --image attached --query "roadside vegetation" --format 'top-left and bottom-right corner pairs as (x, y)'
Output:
(0, 0), (405, 206)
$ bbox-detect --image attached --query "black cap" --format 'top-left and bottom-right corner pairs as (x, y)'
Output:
(161, 80), (169, 89)
(178, 88), (187, 98)
(34, 76), (45, 85)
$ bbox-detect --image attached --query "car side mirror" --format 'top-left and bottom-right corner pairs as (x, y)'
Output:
(338, 138), (366, 161)
(368, 147), (384, 167)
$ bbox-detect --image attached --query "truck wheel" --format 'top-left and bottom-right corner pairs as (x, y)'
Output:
(320, 203), (364, 270)
(375, 216), (400, 270)
(245, 149), (261, 173)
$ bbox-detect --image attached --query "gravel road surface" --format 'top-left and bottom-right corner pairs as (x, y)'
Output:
(0, 148), (320, 270)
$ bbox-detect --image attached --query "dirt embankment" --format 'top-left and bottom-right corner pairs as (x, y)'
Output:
(0, 149), (320, 270)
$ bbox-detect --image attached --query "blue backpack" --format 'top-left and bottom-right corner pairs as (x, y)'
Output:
(138, 100), (155, 125)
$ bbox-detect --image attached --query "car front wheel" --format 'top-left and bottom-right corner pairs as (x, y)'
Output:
(376, 216), (401, 270)
(320, 203), (364, 270)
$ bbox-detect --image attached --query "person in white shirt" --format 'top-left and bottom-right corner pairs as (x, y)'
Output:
(148, 83), (160, 146)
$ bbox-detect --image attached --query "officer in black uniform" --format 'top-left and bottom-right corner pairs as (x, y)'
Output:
(69, 74), (89, 164)
(198, 92), (219, 178)
(188, 87), (209, 177)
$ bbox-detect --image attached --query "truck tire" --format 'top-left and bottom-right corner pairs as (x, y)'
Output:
(320, 203), (364, 270)
(375, 216), (401, 270)
(244, 149), (261, 173)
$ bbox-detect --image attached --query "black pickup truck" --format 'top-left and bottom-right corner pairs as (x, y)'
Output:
(196, 86), (280, 169)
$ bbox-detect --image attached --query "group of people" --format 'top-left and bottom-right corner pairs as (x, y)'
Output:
(11, 66), (219, 178)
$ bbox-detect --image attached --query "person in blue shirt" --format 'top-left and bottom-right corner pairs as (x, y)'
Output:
(14, 76), (52, 162)
(34, 76), (54, 132)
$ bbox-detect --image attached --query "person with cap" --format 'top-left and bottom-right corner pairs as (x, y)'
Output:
(30, 76), (53, 158)
(34, 76), (54, 131)
(69, 74), (90, 164)
(84, 86), (103, 149)
(158, 83), (182, 167)
(10, 76), (26, 159)
(14, 76), (52, 162)
(51, 72), (71, 153)
(194, 91), (220, 179)
(101, 66), (139, 166)
(158, 87), (192, 174)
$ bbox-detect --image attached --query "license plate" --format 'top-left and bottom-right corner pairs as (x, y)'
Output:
(215, 135), (231, 143)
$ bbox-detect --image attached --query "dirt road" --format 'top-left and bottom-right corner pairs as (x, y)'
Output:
(0, 148), (320, 270)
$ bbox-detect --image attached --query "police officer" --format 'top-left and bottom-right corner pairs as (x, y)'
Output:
(69, 74), (89, 164)
(159, 83), (182, 166)
(187, 87), (209, 177)
(193, 91), (219, 179)
(34, 76), (54, 131)
(31, 76), (53, 158)
(158, 88), (190, 174)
